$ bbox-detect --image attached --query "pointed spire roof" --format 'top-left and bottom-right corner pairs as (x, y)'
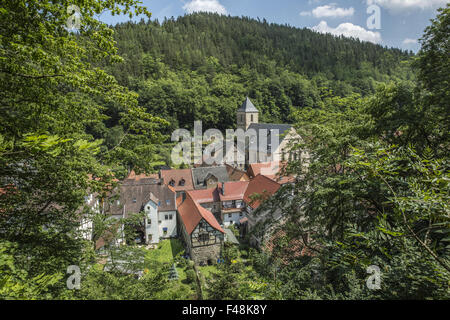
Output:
(238, 97), (258, 113)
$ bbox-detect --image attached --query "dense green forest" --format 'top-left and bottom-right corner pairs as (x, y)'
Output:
(0, 0), (448, 300)
(96, 13), (414, 133)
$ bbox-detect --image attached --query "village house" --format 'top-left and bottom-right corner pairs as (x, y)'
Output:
(109, 173), (177, 245)
(218, 181), (249, 226)
(177, 191), (225, 265)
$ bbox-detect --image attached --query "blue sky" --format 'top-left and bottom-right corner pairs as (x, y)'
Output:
(99, 0), (448, 52)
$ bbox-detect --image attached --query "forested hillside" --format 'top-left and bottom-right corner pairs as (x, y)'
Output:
(100, 13), (414, 132)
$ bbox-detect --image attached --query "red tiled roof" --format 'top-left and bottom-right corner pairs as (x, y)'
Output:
(219, 181), (249, 201)
(176, 195), (183, 208)
(160, 169), (194, 192)
(188, 187), (220, 203)
(247, 161), (294, 185)
(244, 174), (281, 209)
(177, 192), (224, 235)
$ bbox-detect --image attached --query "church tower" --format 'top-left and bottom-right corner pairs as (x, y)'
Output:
(237, 97), (259, 130)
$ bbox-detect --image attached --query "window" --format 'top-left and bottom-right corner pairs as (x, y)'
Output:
(158, 201), (161, 206)
(199, 233), (209, 242)
(148, 234), (152, 241)
(166, 199), (171, 205)
(165, 215), (169, 220)
(228, 213), (232, 218)
(169, 214), (173, 220)
(239, 212), (243, 217)
(147, 219), (151, 225)
(132, 198), (136, 203)
(251, 114), (254, 122)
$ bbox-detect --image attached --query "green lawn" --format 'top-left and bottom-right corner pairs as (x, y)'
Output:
(144, 238), (191, 283)
(145, 238), (184, 263)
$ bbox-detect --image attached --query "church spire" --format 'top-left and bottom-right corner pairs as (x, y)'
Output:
(237, 97), (259, 130)
(238, 97), (258, 113)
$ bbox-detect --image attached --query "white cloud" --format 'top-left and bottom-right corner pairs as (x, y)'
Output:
(311, 21), (382, 44)
(367, 0), (447, 12)
(312, 4), (355, 18)
(183, 0), (227, 15)
(301, 4), (354, 18)
(402, 38), (418, 45)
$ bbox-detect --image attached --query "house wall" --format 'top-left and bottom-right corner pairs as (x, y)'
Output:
(184, 219), (224, 265)
(223, 211), (245, 226)
(158, 210), (177, 238)
(145, 200), (159, 244)
(177, 215), (192, 254)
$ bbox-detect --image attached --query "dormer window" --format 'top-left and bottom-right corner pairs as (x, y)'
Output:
(179, 179), (185, 186)
(169, 179), (175, 187)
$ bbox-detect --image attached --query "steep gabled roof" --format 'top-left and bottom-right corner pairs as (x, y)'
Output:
(237, 97), (259, 113)
(244, 174), (281, 209)
(177, 192), (224, 235)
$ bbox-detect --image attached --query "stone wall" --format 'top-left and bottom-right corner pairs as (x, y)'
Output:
(191, 243), (222, 265)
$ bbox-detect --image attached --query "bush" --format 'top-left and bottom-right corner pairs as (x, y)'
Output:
(185, 270), (196, 284)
